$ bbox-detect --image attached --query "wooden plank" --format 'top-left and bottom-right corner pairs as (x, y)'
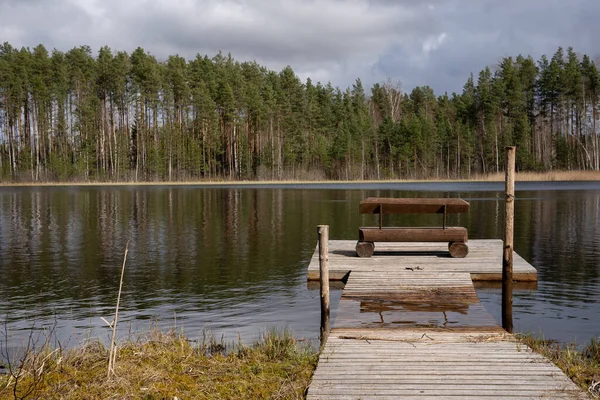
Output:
(308, 255), (534, 264)
(307, 396), (585, 399)
(338, 292), (480, 303)
(328, 329), (513, 343)
(359, 197), (470, 214)
(307, 270), (537, 282)
(312, 239), (511, 253)
(309, 383), (579, 390)
(311, 369), (565, 375)
(343, 271), (476, 280)
(324, 239), (498, 246)
(308, 252), (533, 265)
(311, 375), (568, 380)
(470, 272), (538, 282)
(307, 396), (586, 400)
(310, 265), (534, 274)
(307, 239), (529, 257)
(311, 356), (555, 361)
(307, 389), (585, 396)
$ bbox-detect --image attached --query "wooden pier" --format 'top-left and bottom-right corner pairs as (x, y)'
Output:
(307, 240), (537, 283)
(306, 240), (586, 399)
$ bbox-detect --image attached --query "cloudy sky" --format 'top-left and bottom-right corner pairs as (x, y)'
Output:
(1, 0), (599, 94)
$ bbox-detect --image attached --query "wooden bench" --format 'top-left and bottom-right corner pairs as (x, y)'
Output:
(356, 197), (470, 258)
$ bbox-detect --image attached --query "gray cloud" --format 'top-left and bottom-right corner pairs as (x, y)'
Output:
(378, 0), (600, 93)
(1, 0), (599, 94)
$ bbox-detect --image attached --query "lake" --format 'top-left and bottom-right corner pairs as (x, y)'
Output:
(0, 182), (599, 350)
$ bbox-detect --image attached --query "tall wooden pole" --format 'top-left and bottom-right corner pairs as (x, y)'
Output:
(318, 225), (330, 346)
(502, 146), (515, 333)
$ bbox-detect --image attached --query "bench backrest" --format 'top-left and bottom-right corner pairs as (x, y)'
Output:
(359, 197), (470, 214)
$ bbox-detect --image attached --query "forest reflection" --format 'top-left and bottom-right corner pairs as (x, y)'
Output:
(0, 184), (598, 344)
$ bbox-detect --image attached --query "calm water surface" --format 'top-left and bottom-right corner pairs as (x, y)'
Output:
(0, 182), (599, 349)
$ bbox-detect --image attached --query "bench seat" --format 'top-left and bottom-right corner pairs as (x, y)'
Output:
(359, 227), (468, 243)
(356, 227), (469, 258)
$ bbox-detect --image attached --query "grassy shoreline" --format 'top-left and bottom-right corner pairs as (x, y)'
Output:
(1, 170), (599, 187)
(517, 334), (600, 398)
(0, 329), (318, 400)
(2, 329), (598, 399)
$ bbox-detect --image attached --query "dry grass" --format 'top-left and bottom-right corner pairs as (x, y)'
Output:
(0, 328), (318, 400)
(517, 334), (600, 397)
(2, 169), (600, 186)
(480, 170), (600, 182)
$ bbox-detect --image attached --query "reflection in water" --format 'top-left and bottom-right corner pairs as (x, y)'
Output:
(333, 298), (500, 330)
(0, 183), (599, 347)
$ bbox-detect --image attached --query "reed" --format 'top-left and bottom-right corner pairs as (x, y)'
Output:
(105, 241), (129, 377)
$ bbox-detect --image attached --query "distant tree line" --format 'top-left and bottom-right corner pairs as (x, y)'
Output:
(0, 43), (599, 182)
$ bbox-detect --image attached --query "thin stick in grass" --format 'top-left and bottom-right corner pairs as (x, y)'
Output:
(107, 240), (129, 377)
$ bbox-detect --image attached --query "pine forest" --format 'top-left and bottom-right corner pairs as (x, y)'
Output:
(0, 43), (599, 182)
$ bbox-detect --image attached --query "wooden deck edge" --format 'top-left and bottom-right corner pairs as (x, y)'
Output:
(328, 327), (510, 341)
(307, 270), (349, 281)
(307, 270), (538, 282)
(341, 292), (480, 303)
(471, 272), (538, 282)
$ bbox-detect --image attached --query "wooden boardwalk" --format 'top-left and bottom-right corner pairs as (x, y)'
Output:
(306, 240), (586, 399)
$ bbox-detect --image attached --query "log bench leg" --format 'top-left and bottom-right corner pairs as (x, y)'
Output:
(356, 241), (375, 258)
(448, 241), (469, 258)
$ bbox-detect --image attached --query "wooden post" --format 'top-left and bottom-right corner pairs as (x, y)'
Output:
(318, 225), (330, 346)
(502, 146), (515, 333)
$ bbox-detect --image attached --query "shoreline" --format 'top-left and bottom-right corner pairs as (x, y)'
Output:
(2, 170), (600, 187)
(1, 328), (596, 399)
